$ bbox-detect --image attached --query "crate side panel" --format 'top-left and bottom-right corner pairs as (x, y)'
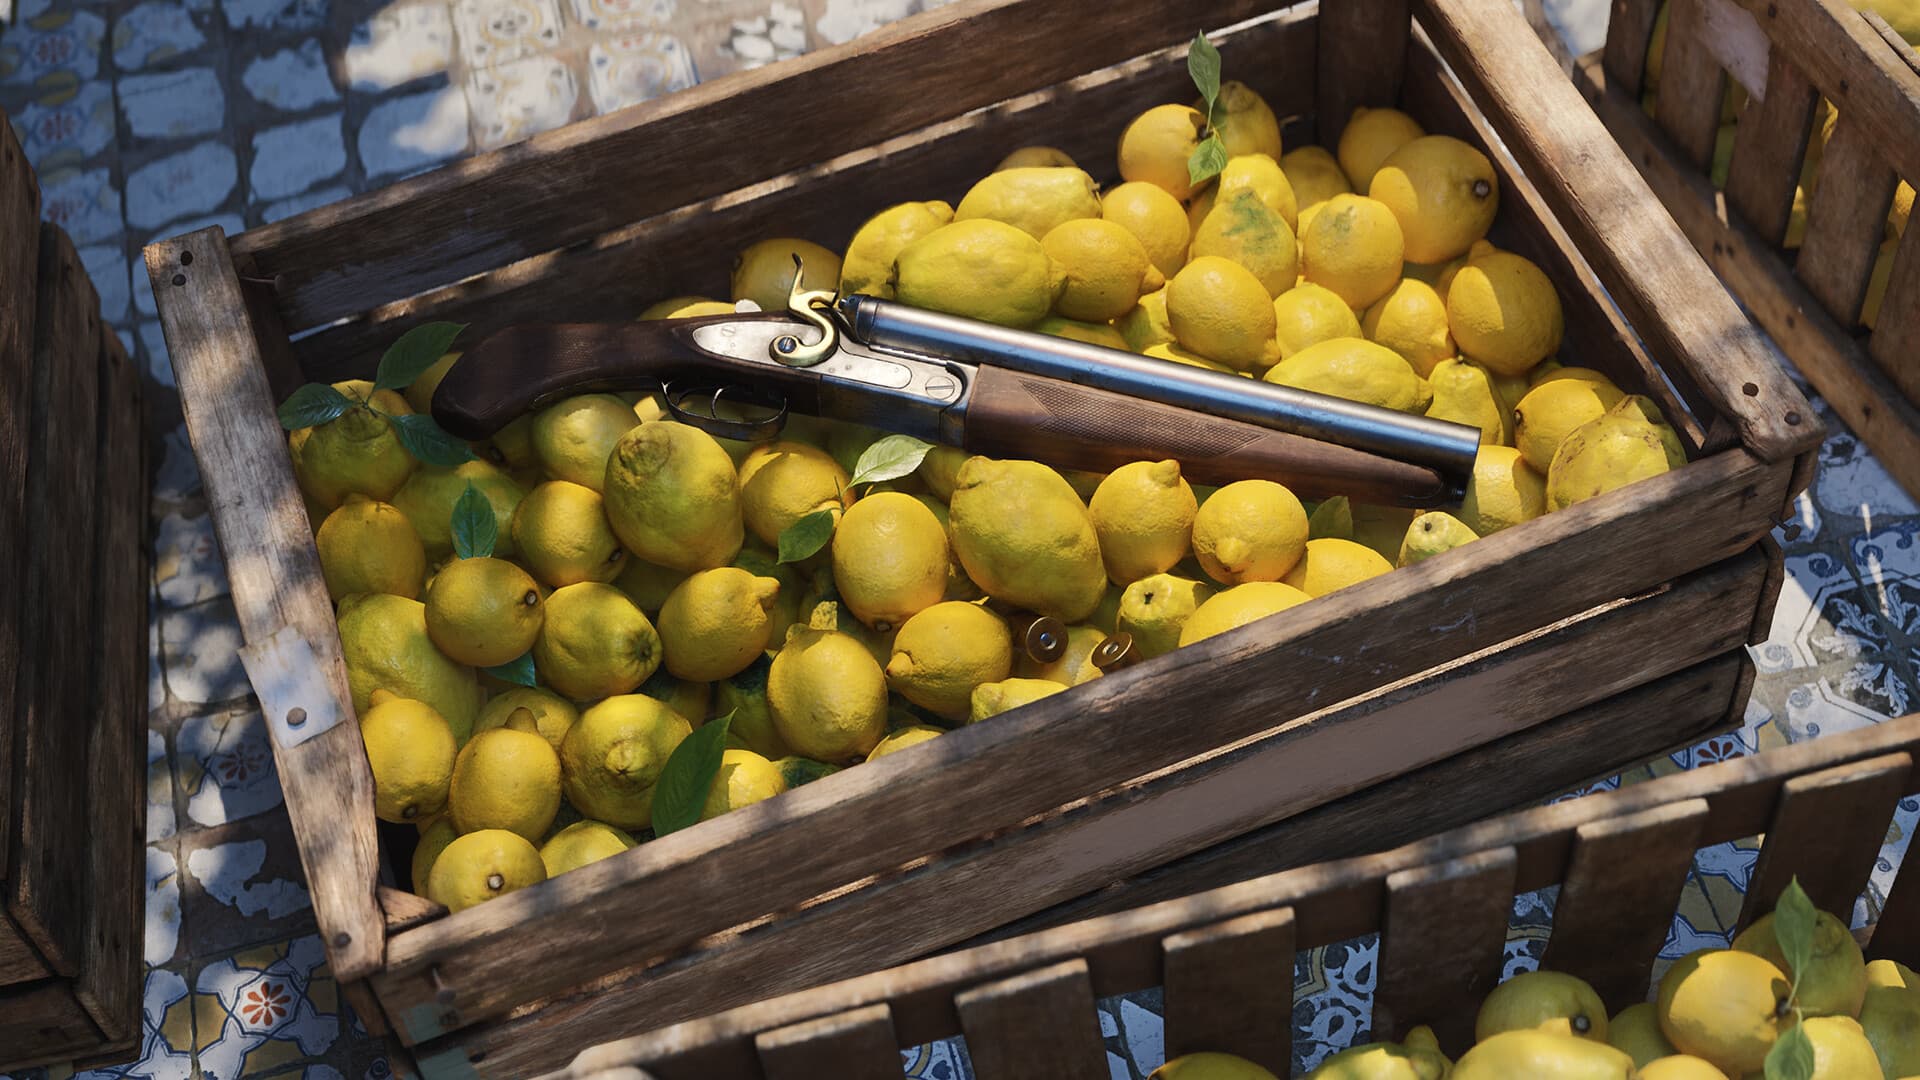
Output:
(0, 107), (43, 880)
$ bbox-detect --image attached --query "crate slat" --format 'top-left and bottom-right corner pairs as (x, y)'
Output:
(1739, 752), (1913, 927)
(1795, 114), (1899, 324)
(955, 959), (1107, 1080)
(1867, 828), (1920, 967)
(1868, 218), (1920, 400)
(9, 223), (103, 977)
(1539, 798), (1709, 1011)
(1724, 50), (1819, 247)
(1603, 0), (1663, 93)
(0, 979), (106, 1071)
(1161, 908), (1295, 1073)
(1652, 0), (1730, 170)
(755, 1003), (903, 1080)
(1374, 848), (1517, 1054)
(1315, 0), (1408, 149)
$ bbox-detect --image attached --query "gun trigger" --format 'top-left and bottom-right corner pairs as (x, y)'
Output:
(661, 379), (788, 443)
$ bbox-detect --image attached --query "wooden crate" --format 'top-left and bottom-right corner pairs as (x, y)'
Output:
(0, 112), (151, 1071)
(1573, 0), (1920, 495)
(144, 0), (1821, 1074)
(550, 712), (1920, 1080)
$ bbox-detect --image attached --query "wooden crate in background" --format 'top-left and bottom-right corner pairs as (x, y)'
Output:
(1575, 0), (1920, 495)
(146, 0), (1820, 1073)
(0, 113), (151, 1071)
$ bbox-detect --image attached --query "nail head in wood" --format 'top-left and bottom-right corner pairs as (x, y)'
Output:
(171, 274), (185, 286)
(179, 250), (193, 265)
(286, 707), (306, 727)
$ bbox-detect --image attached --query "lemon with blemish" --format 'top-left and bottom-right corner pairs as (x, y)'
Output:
(1190, 188), (1299, 298)
(732, 237), (842, 312)
(1118, 574), (1215, 658)
(426, 829), (545, 913)
(1178, 582), (1312, 645)
(1546, 409), (1676, 511)
(839, 200), (955, 299)
(1302, 194), (1406, 310)
(603, 421), (744, 572)
(359, 690), (456, 824)
(1191, 479), (1308, 585)
(1189, 153), (1300, 233)
(1515, 376), (1626, 474)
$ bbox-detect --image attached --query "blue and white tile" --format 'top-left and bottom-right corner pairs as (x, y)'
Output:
(155, 510), (228, 609)
(110, 0), (209, 72)
(219, 0), (327, 33)
(0, 8), (106, 85)
(585, 31), (694, 114)
(176, 707), (282, 829)
(248, 112), (344, 201)
(452, 0), (561, 69)
(124, 140), (238, 231)
(357, 83), (468, 178)
(193, 935), (340, 1079)
(11, 79), (116, 165)
(812, 0), (913, 45)
(80, 239), (130, 322)
(567, 0), (673, 33)
(159, 597), (251, 705)
(720, 1), (806, 69)
(259, 181), (348, 223)
(341, 2), (454, 92)
(465, 51), (575, 150)
(119, 67), (227, 140)
(148, 843), (184, 967)
(149, 726), (178, 842)
(180, 818), (315, 956)
(37, 163), (123, 244)
(240, 40), (338, 111)
(1293, 938), (1377, 1073)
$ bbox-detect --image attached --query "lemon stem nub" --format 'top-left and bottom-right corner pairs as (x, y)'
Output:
(487, 873), (504, 891)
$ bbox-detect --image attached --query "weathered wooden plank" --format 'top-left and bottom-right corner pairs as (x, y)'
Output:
(1867, 827), (1920, 968)
(1316, 0), (1408, 150)
(1374, 848), (1517, 1055)
(375, 454), (1788, 1047)
(755, 1004), (903, 1080)
(9, 223), (103, 977)
(379, 885), (446, 935)
(1417, 0), (1820, 462)
(1795, 114), (1899, 324)
(1603, 0), (1664, 93)
(1577, 55), (1920, 497)
(1868, 210), (1920, 401)
(1652, 0), (1731, 170)
(233, 0), (1280, 330)
(1162, 908), (1295, 1074)
(1540, 799), (1709, 1011)
(1724, 49), (1818, 246)
(0, 979), (106, 1073)
(1738, 753), (1913, 927)
(955, 960), (1106, 1080)
(74, 330), (146, 1039)
(0, 105), (40, 885)
(145, 228), (386, 981)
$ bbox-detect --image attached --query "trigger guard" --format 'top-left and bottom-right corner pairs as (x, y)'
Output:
(661, 380), (788, 443)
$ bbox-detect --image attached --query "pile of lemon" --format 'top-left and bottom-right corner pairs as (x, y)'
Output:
(1154, 900), (1920, 1078)
(286, 83), (1692, 913)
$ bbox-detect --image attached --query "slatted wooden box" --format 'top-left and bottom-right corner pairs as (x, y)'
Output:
(1573, 0), (1920, 495)
(146, 0), (1821, 1074)
(1, 114), (151, 1071)
(548, 713), (1920, 1080)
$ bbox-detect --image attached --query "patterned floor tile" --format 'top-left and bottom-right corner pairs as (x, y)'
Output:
(159, 597), (252, 705)
(149, 726), (177, 842)
(178, 811), (316, 956)
(341, 2), (454, 92)
(112, 0), (211, 72)
(239, 40), (339, 111)
(0, 7), (107, 85)
(191, 936), (341, 1079)
(247, 111), (345, 200)
(584, 30), (693, 113)
(124, 140), (240, 231)
(355, 82), (467, 177)
(175, 706), (283, 829)
(154, 510), (228, 609)
(465, 48), (576, 149)
(450, 0), (559, 69)
(148, 842), (186, 967)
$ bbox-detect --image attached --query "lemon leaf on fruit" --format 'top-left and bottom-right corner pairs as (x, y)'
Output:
(482, 652), (537, 687)
(1187, 32), (1221, 110)
(388, 412), (475, 467)
(373, 321), (466, 393)
(850, 435), (934, 487)
(777, 508), (836, 564)
(1764, 1017), (1815, 1080)
(1775, 876), (1818, 1000)
(277, 382), (353, 431)
(651, 711), (734, 837)
(450, 482), (498, 560)
(1188, 135), (1229, 187)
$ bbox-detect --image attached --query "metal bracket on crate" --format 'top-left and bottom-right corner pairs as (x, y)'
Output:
(239, 624), (345, 749)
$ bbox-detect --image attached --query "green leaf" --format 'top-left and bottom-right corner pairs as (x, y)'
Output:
(1187, 32), (1222, 113)
(276, 383), (352, 431)
(777, 508), (837, 564)
(450, 482), (497, 560)
(1188, 135), (1229, 188)
(373, 322), (465, 393)
(850, 434), (935, 487)
(651, 711), (734, 837)
(1774, 876), (1818, 998)
(482, 653), (537, 687)
(1764, 1017), (1815, 1080)
(387, 412), (475, 466)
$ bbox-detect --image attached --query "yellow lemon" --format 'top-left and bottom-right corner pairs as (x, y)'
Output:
(1363, 278), (1455, 377)
(1178, 581), (1312, 645)
(1308, 494), (1353, 540)
(1191, 479), (1309, 584)
(1273, 282), (1362, 360)
(1151, 1051), (1278, 1080)
(423, 556), (545, 667)
(412, 816), (457, 893)
(732, 237), (842, 312)
(867, 724), (943, 761)
(955, 166), (1103, 240)
(769, 622), (890, 762)
(1447, 243), (1565, 375)
(1477, 970), (1609, 1042)
(612, 556), (689, 616)
(360, 691), (456, 823)
(426, 829), (545, 913)
(1190, 153), (1300, 233)
(1426, 357), (1509, 444)
(716, 654), (791, 760)
(538, 820), (634, 876)
(1369, 135), (1500, 263)
(1868, 959), (1919, 990)
(737, 440), (852, 549)
(511, 480), (626, 587)
(832, 491), (949, 629)
(1203, 80), (1284, 161)
(1033, 315), (1130, 350)
(1167, 255), (1281, 371)
(1102, 180), (1190, 279)
(317, 497), (427, 600)
(1305, 1027), (1450, 1079)
(1637, 1056), (1730, 1079)
(1118, 573), (1214, 658)
(638, 295), (734, 320)
(1265, 337), (1432, 413)
(893, 218), (1064, 328)
(530, 394), (639, 492)
(1657, 949), (1790, 1077)
(1280, 537), (1394, 596)
(392, 460), (526, 561)
(1280, 145), (1352, 214)
(1118, 103), (1209, 201)
(658, 567), (782, 682)
(561, 694), (690, 828)
(1610, 1003), (1679, 1067)
(729, 545), (803, 645)
(533, 582), (663, 700)
(448, 726), (562, 840)
(1118, 286), (1176, 352)
(1145, 341), (1242, 372)
(1191, 188), (1299, 298)
(1860, 979), (1920, 1078)
(289, 405), (416, 511)
(1337, 106), (1425, 190)
(1612, 396), (1688, 470)
(603, 421), (744, 572)
(1399, 511), (1478, 566)
(994, 146), (1076, 170)
(338, 593), (482, 742)
(840, 200), (955, 298)
(1732, 909), (1868, 1019)
(1302, 193), (1406, 310)
(1800, 1015), (1890, 1080)
(475, 687), (578, 751)
(1088, 460), (1197, 585)
(886, 600), (1013, 720)
(969, 677), (1067, 722)
(699, 748), (786, 819)
(1546, 410), (1676, 511)
(1452, 1030), (1633, 1079)
(1458, 445), (1547, 537)
(1042, 217), (1166, 323)
(1515, 377), (1626, 473)
(949, 458), (1106, 621)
